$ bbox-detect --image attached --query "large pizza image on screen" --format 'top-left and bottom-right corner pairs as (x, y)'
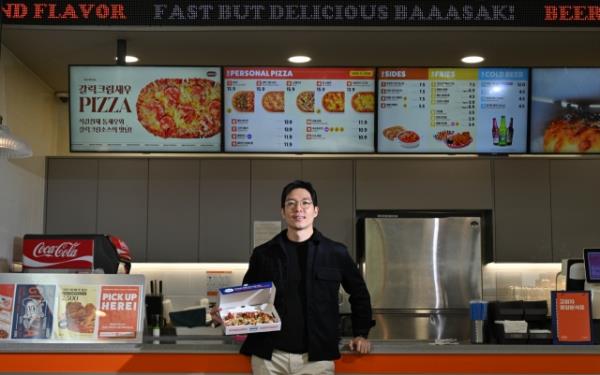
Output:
(543, 113), (600, 153)
(136, 78), (221, 139)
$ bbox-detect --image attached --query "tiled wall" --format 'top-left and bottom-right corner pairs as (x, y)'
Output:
(132, 262), (565, 314)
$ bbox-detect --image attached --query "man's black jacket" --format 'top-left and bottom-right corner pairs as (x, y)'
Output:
(240, 229), (373, 361)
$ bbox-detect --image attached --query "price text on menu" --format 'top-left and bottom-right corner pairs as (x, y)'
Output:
(224, 67), (375, 152)
(378, 68), (528, 153)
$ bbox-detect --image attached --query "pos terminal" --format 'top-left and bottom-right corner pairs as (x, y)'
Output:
(583, 248), (600, 342)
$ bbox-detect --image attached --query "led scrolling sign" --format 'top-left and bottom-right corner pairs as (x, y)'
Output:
(1, 1), (600, 26)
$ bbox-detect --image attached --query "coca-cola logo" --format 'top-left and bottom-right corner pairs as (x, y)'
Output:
(32, 242), (80, 258)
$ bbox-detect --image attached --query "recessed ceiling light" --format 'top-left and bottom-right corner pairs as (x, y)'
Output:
(114, 55), (139, 63)
(461, 56), (484, 64)
(288, 55), (311, 64)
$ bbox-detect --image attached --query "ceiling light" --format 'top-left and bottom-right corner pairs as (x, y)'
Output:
(0, 116), (33, 159)
(461, 56), (484, 64)
(288, 56), (311, 64)
(114, 55), (139, 63)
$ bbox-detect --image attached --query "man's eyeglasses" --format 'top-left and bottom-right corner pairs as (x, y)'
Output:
(284, 200), (313, 210)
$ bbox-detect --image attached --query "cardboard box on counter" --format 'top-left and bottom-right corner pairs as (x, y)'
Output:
(218, 282), (281, 335)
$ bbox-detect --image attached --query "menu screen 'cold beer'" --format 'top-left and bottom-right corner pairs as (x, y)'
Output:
(377, 68), (529, 153)
(70, 66), (222, 152)
(224, 67), (375, 152)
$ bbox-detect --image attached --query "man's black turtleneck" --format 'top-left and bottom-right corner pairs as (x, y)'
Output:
(272, 233), (310, 353)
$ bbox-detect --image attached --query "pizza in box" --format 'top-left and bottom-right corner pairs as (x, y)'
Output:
(223, 309), (277, 326)
(136, 78), (221, 139)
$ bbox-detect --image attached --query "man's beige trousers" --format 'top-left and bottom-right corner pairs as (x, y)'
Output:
(251, 350), (335, 375)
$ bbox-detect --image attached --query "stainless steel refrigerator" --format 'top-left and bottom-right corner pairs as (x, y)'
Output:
(358, 213), (486, 341)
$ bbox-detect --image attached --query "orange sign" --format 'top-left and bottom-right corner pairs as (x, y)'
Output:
(552, 291), (593, 344)
(97, 285), (141, 339)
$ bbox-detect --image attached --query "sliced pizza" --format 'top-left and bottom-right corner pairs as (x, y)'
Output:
(136, 78), (221, 139)
(262, 91), (285, 112)
(296, 91), (314, 113)
(232, 91), (255, 112)
(223, 311), (276, 326)
(322, 92), (345, 113)
(351, 92), (375, 113)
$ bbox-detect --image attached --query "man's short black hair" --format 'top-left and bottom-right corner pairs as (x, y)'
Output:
(281, 180), (318, 208)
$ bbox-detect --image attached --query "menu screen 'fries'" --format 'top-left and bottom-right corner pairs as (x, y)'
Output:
(378, 68), (528, 153)
(224, 67), (375, 152)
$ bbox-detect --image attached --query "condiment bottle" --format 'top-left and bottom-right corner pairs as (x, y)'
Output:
(152, 314), (161, 344)
(507, 117), (514, 146)
(498, 115), (507, 146)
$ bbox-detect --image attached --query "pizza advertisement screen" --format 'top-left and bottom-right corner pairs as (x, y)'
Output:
(224, 67), (375, 152)
(69, 66), (222, 152)
(531, 68), (600, 153)
(377, 68), (529, 153)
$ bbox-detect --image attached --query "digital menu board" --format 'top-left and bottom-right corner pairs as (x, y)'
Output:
(70, 66), (222, 152)
(378, 68), (529, 153)
(531, 68), (600, 153)
(224, 67), (375, 152)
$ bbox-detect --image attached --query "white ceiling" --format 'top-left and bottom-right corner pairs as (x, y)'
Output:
(3, 26), (600, 92)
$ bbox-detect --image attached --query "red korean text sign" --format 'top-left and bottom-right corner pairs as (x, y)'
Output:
(552, 291), (593, 344)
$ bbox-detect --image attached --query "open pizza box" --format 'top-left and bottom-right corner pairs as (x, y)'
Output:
(218, 282), (281, 335)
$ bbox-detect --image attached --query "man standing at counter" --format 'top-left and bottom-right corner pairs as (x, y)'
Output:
(240, 180), (373, 374)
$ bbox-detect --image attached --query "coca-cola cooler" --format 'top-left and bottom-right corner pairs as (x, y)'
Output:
(22, 234), (132, 274)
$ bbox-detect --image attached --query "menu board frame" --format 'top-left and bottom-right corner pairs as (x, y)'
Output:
(69, 65), (224, 154)
(223, 66), (377, 154)
(376, 66), (531, 155)
(530, 67), (600, 154)
(66, 64), (539, 155)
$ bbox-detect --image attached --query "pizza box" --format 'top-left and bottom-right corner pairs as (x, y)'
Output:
(218, 282), (281, 336)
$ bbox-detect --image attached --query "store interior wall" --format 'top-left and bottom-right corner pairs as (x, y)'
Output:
(130, 263), (564, 314)
(0, 44), (59, 265)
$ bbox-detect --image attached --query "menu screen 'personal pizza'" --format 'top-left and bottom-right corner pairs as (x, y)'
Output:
(378, 68), (528, 153)
(70, 66), (222, 152)
(224, 67), (375, 152)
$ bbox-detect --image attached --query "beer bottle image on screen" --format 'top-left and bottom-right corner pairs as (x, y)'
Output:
(492, 117), (499, 146)
(498, 115), (507, 146)
(507, 117), (514, 146)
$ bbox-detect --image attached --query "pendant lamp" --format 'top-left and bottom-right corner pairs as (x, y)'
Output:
(0, 116), (32, 159)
